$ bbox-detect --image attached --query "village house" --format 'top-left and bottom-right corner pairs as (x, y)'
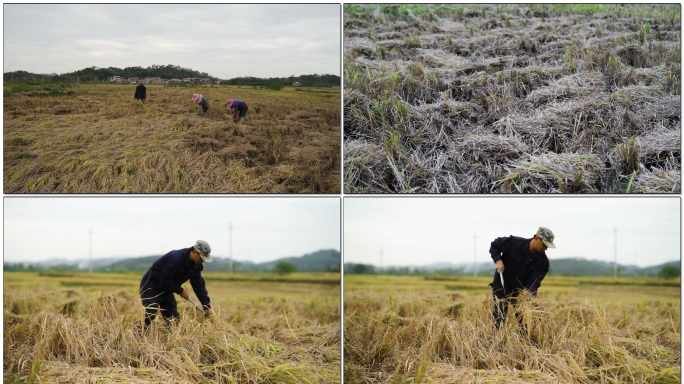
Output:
(292, 82), (302, 86)
(106, 76), (216, 85)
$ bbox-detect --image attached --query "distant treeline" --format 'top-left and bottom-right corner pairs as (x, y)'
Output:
(344, 259), (681, 278)
(4, 249), (341, 274)
(3, 64), (341, 87)
(224, 74), (340, 87)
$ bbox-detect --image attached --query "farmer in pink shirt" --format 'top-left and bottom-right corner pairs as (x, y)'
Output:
(192, 93), (210, 117)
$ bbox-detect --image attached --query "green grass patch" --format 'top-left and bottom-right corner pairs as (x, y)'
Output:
(444, 285), (489, 291)
(204, 273), (340, 285)
(4, 152), (38, 160)
(527, 4), (680, 21)
(7, 82), (75, 96)
(578, 279), (680, 287)
(59, 281), (129, 287)
(37, 272), (75, 277)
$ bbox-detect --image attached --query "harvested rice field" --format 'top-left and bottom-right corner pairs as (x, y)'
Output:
(344, 275), (680, 383)
(4, 272), (341, 383)
(4, 84), (340, 193)
(343, 4), (681, 193)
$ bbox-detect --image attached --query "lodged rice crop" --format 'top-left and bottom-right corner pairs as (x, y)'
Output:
(344, 4), (680, 193)
(4, 84), (340, 193)
(344, 274), (680, 383)
(4, 272), (341, 383)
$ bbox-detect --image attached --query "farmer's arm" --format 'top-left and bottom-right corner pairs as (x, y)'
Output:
(189, 273), (211, 310)
(490, 236), (513, 272)
(523, 264), (549, 297)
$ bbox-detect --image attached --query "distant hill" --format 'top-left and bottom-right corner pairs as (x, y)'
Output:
(546, 258), (680, 276)
(4, 65), (214, 82)
(5, 249), (340, 273)
(4, 65), (340, 87)
(344, 258), (680, 277)
(638, 261), (681, 276)
(103, 256), (163, 272)
(255, 249), (340, 272)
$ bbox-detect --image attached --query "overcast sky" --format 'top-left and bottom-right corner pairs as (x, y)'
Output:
(4, 197), (340, 263)
(344, 197), (680, 269)
(3, 4), (340, 78)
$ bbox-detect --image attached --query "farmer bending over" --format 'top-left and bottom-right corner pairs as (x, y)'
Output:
(226, 98), (248, 124)
(139, 240), (215, 329)
(490, 227), (554, 329)
(134, 81), (146, 104)
(192, 93), (210, 116)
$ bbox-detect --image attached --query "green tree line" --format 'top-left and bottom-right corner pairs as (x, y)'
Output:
(344, 260), (681, 277)
(224, 74), (340, 87)
(4, 65), (340, 87)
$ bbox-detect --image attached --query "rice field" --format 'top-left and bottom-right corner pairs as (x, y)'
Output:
(343, 4), (681, 193)
(343, 274), (680, 383)
(4, 272), (341, 383)
(4, 83), (340, 193)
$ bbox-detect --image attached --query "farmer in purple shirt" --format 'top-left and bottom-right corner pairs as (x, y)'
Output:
(226, 98), (248, 124)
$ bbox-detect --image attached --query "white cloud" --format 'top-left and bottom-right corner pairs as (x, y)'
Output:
(344, 197), (680, 268)
(4, 197), (341, 263)
(3, 4), (340, 78)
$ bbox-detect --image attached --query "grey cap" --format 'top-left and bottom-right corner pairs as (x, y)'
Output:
(536, 227), (556, 249)
(193, 240), (212, 262)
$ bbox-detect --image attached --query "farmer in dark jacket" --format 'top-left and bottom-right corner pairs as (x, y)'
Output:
(192, 93), (210, 116)
(490, 227), (554, 329)
(134, 82), (146, 103)
(139, 240), (215, 328)
(226, 98), (248, 124)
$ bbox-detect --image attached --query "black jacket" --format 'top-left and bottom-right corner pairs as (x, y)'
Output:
(489, 235), (549, 298)
(134, 84), (146, 100)
(141, 247), (211, 308)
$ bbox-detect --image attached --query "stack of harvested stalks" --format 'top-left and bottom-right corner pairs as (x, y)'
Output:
(344, 289), (680, 383)
(4, 287), (340, 383)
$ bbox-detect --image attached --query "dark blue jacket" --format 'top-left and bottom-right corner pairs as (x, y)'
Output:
(141, 247), (211, 308)
(134, 84), (146, 100)
(489, 236), (549, 298)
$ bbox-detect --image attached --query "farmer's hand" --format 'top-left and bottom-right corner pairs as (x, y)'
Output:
(205, 308), (216, 317)
(495, 260), (505, 273)
(180, 288), (190, 300)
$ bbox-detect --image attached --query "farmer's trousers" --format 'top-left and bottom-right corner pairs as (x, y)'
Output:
(492, 291), (525, 330)
(238, 106), (248, 118)
(140, 277), (180, 327)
